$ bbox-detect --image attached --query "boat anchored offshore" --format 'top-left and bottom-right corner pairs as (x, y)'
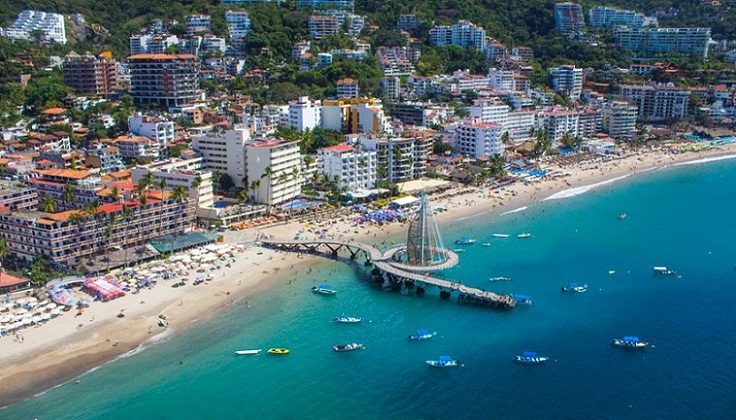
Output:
(653, 266), (677, 276)
(333, 343), (363, 352)
(517, 233), (532, 239)
(408, 329), (437, 341)
(489, 276), (511, 282)
(312, 284), (336, 295)
(235, 349), (262, 355)
(561, 282), (588, 293)
(611, 336), (648, 349)
(455, 237), (476, 245)
(513, 351), (549, 364)
(493, 233), (510, 238)
(512, 294), (535, 305)
(426, 355), (459, 367)
(267, 348), (290, 355)
(334, 315), (362, 323)
(618, 213), (627, 220)
(482, 242), (491, 247)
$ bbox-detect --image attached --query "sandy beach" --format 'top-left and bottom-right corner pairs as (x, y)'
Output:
(2, 142), (735, 406)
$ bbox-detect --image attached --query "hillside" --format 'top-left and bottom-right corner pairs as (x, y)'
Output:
(2, 0), (735, 57)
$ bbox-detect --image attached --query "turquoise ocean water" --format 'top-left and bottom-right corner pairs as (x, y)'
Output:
(4, 158), (736, 419)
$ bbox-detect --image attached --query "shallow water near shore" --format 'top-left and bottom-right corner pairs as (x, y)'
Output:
(4, 160), (736, 418)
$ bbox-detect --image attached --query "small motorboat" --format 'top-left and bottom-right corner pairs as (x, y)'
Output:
(618, 213), (627, 220)
(408, 329), (437, 341)
(455, 237), (476, 245)
(333, 343), (363, 352)
(517, 233), (532, 239)
(312, 284), (336, 295)
(334, 315), (362, 323)
(611, 336), (648, 349)
(653, 266), (677, 276)
(493, 233), (510, 238)
(267, 348), (290, 355)
(453, 249), (465, 253)
(426, 355), (459, 367)
(235, 349), (262, 355)
(513, 351), (549, 364)
(482, 243), (491, 247)
(512, 294), (535, 305)
(489, 276), (511, 282)
(561, 282), (588, 293)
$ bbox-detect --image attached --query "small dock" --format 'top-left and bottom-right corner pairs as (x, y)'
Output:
(260, 238), (515, 310)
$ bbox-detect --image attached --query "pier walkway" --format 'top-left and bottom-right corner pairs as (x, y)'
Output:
(260, 238), (515, 309)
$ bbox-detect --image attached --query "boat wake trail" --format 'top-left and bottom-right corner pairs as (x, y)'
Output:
(544, 174), (631, 201)
(673, 154), (736, 166)
(500, 206), (528, 216)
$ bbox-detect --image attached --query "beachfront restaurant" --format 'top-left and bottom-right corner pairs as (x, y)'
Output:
(0, 273), (32, 294)
(390, 196), (420, 210)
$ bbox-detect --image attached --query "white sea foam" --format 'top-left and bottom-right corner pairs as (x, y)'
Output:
(673, 154), (736, 166)
(544, 174), (631, 201)
(500, 206), (528, 216)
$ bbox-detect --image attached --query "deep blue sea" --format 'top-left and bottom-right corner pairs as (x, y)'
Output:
(4, 158), (736, 419)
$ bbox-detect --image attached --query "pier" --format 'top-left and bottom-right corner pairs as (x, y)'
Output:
(260, 193), (514, 310)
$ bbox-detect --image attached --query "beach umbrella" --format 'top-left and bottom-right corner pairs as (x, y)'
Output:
(41, 313), (51, 321)
(50, 308), (62, 316)
(31, 316), (42, 324)
(21, 317), (32, 325)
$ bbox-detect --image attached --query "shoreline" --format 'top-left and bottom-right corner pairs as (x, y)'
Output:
(2, 143), (736, 407)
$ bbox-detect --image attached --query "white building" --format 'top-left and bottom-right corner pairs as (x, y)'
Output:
(549, 65), (584, 100)
(453, 120), (503, 159)
(613, 28), (711, 58)
(288, 96), (322, 131)
(488, 68), (516, 92)
(192, 126), (251, 187)
(3, 10), (67, 44)
(536, 109), (580, 144)
(336, 78), (360, 99)
(470, 98), (509, 126)
(554, 2), (585, 34)
(186, 14), (211, 35)
(128, 114), (176, 147)
(246, 139), (302, 206)
(358, 133), (431, 182)
(429, 20), (486, 51)
(225, 10), (251, 39)
(113, 135), (160, 161)
(131, 158), (214, 209)
(380, 77), (401, 102)
(317, 143), (377, 191)
(602, 101), (638, 140)
(589, 6), (648, 29)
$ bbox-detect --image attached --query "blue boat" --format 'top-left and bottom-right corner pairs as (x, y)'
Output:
(426, 355), (459, 367)
(311, 284), (336, 295)
(512, 294), (535, 305)
(513, 351), (549, 364)
(408, 329), (437, 341)
(455, 237), (476, 245)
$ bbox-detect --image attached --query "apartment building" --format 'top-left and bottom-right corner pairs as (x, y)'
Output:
(618, 84), (690, 123)
(2, 10), (67, 44)
(309, 15), (340, 39)
(128, 114), (176, 147)
(131, 158), (214, 209)
(429, 20), (486, 51)
(246, 139), (302, 206)
(129, 34), (180, 55)
(321, 98), (390, 134)
(0, 181), (37, 211)
(127, 54), (200, 108)
(358, 133), (431, 182)
(62, 53), (119, 98)
(192, 126), (251, 187)
(613, 28), (711, 58)
(225, 10), (252, 39)
(554, 2), (585, 34)
(577, 109), (603, 137)
(453, 120), (504, 159)
(85, 146), (124, 172)
(396, 14), (420, 33)
(317, 144), (377, 191)
(0, 193), (195, 265)
(296, 0), (354, 11)
(28, 169), (103, 211)
(602, 102), (638, 140)
(113, 135), (160, 161)
(511, 47), (534, 62)
(336, 78), (360, 99)
(377, 47), (415, 76)
(537, 109), (580, 144)
(186, 14), (211, 35)
(549, 65), (584, 100)
(222, 0), (283, 4)
(488, 68), (516, 92)
(288, 96), (322, 131)
(380, 77), (400, 102)
(589, 6), (648, 29)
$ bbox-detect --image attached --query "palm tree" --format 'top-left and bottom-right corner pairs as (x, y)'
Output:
(238, 188), (249, 204)
(261, 166), (273, 211)
(138, 193), (148, 244)
(110, 186), (121, 202)
(104, 213), (117, 272)
(501, 131), (513, 154)
(121, 204), (133, 267)
(250, 179), (261, 204)
(62, 184), (76, 207)
(171, 185), (187, 203)
(40, 196), (56, 213)
(141, 171), (154, 191)
(0, 238), (8, 285)
(157, 179), (167, 237)
(211, 170), (222, 194)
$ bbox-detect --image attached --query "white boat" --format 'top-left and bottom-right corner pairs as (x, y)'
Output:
(482, 243), (491, 247)
(235, 349), (262, 355)
(653, 266), (676, 276)
(611, 336), (648, 349)
(408, 329), (437, 341)
(455, 237), (476, 245)
(333, 342), (363, 352)
(489, 276), (511, 282)
(513, 351), (549, 364)
(561, 282), (587, 293)
(334, 315), (362, 323)
(517, 233), (532, 238)
(493, 233), (510, 238)
(426, 355), (459, 367)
